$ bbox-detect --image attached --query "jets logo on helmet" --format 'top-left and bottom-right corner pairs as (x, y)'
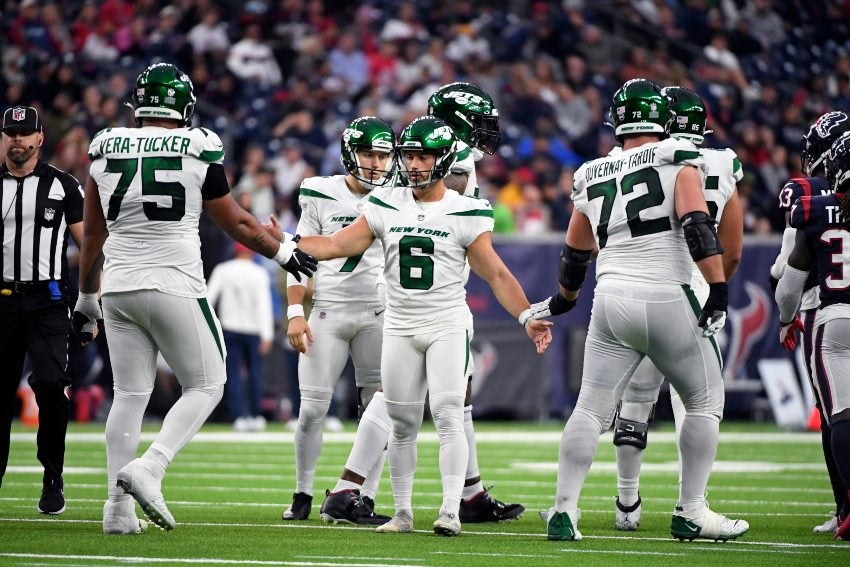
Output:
(802, 111), (850, 177)
(427, 82), (500, 155)
(339, 116), (396, 191)
(609, 79), (668, 143)
(396, 116), (457, 188)
(133, 62), (196, 127)
(662, 86), (711, 146)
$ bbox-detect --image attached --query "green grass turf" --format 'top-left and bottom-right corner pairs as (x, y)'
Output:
(1, 420), (847, 566)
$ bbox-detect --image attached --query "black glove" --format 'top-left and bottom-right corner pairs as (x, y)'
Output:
(698, 282), (728, 337)
(276, 234), (318, 282)
(769, 274), (779, 291)
(519, 292), (576, 326)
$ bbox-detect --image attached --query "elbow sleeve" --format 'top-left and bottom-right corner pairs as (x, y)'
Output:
(681, 211), (723, 262)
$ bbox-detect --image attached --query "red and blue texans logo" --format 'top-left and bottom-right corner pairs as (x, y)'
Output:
(722, 281), (771, 379)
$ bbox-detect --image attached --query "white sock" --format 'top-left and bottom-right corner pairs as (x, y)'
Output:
(294, 396), (331, 496)
(385, 400), (424, 515)
(677, 413), (719, 511)
(147, 384), (223, 472)
(360, 449), (386, 500)
(461, 405), (483, 500)
(431, 393), (467, 517)
(332, 479), (360, 493)
(556, 411), (601, 513)
(344, 392), (391, 478)
(105, 392), (148, 500)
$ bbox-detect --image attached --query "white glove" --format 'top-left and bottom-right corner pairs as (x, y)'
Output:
(73, 292), (102, 345)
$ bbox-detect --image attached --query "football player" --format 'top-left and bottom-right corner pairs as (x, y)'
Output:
(281, 117), (395, 525)
(769, 111), (850, 533)
(74, 63), (315, 533)
(425, 82), (526, 522)
(775, 131), (850, 541)
(525, 79), (748, 542)
(273, 116), (551, 536)
(612, 86), (744, 531)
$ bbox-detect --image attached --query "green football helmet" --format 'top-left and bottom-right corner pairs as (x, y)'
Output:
(339, 116), (396, 190)
(427, 82), (500, 154)
(133, 63), (196, 126)
(663, 86), (711, 146)
(396, 116), (457, 188)
(609, 78), (668, 143)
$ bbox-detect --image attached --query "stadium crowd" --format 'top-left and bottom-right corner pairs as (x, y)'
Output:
(2, 0), (849, 242)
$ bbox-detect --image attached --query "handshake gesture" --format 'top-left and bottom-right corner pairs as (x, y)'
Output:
(266, 216), (317, 282)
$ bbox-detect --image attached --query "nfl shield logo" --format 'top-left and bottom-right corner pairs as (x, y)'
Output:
(417, 214), (425, 221)
(319, 311), (326, 320)
(44, 208), (55, 222)
(12, 107), (26, 121)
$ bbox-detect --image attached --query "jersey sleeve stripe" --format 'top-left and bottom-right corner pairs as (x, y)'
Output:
(447, 209), (494, 218)
(300, 188), (336, 200)
(199, 149), (224, 163)
(673, 150), (701, 163)
(798, 177), (812, 198)
(802, 195), (811, 222)
(367, 195), (399, 210)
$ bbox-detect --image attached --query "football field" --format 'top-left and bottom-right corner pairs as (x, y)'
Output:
(1, 421), (847, 566)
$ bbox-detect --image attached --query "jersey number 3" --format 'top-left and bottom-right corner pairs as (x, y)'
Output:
(105, 157), (186, 222)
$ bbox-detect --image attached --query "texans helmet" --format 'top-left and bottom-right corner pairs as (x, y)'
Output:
(801, 111), (850, 177)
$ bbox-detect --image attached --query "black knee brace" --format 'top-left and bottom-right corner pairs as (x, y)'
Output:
(613, 411), (652, 450)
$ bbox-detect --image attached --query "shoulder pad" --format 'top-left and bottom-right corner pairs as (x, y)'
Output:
(789, 196), (812, 228)
(656, 137), (703, 168)
(189, 127), (225, 164)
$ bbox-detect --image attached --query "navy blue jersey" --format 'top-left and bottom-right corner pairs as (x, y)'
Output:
(790, 194), (850, 309)
(779, 176), (831, 293)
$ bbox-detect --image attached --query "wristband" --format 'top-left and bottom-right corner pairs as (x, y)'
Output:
(287, 304), (305, 320)
(273, 239), (293, 264)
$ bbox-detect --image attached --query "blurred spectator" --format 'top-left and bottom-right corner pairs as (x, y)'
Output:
(227, 23), (282, 87)
(268, 138), (313, 199)
(328, 31), (368, 96)
(187, 8), (230, 56)
(380, 1), (429, 43)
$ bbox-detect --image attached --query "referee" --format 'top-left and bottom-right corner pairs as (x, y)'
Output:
(0, 106), (85, 515)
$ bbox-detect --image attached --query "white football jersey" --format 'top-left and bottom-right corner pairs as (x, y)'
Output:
(450, 140), (481, 197)
(689, 147), (742, 289)
(363, 186), (493, 334)
(573, 137), (705, 285)
(295, 175), (384, 304)
(88, 125), (226, 297)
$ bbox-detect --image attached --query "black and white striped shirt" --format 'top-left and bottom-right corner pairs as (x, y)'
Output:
(0, 160), (84, 283)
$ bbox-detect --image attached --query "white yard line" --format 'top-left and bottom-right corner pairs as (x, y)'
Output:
(9, 431), (823, 444)
(0, 554), (425, 567)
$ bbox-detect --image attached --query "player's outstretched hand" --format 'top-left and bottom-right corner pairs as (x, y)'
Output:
(519, 292), (576, 325)
(526, 319), (553, 355)
(779, 316), (804, 351)
(72, 292), (102, 346)
(287, 315), (314, 354)
(264, 215), (284, 241)
(274, 233), (318, 282)
(698, 282), (728, 337)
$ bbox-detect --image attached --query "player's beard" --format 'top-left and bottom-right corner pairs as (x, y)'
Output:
(6, 145), (37, 166)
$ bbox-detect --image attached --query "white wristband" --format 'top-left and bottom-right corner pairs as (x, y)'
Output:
(287, 304), (305, 320)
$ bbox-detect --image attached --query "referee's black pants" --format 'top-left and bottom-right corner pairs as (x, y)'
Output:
(0, 291), (71, 487)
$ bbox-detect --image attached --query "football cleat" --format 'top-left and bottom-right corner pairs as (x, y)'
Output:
(615, 496), (642, 531)
(546, 507), (582, 541)
(459, 487), (524, 523)
(375, 511), (414, 533)
(319, 489), (390, 525)
(116, 459), (175, 530)
(433, 511), (461, 536)
(813, 515), (838, 534)
(282, 492), (312, 521)
(103, 499), (148, 535)
(671, 505), (749, 542)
